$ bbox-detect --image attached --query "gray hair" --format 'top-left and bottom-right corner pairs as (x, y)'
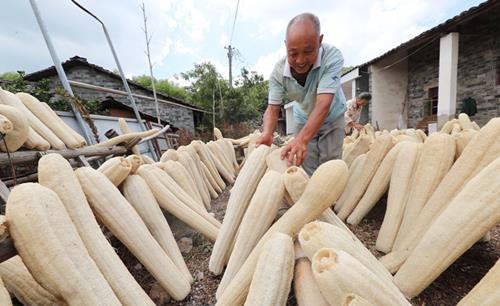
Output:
(286, 13), (321, 37)
(358, 92), (372, 101)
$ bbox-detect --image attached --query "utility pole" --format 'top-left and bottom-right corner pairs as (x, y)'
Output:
(29, 0), (94, 145)
(225, 45), (234, 88)
(70, 0), (158, 160)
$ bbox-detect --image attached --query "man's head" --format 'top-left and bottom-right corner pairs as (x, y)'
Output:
(356, 92), (372, 107)
(285, 13), (323, 75)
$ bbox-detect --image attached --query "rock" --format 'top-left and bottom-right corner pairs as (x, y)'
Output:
(134, 263), (142, 270)
(195, 271), (204, 280)
(149, 282), (170, 305)
(165, 212), (196, 239)
(178, 237), (193, 254)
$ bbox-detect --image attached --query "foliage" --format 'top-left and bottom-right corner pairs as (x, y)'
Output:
(0, 71), (28, 93)
(0, 71), (106, 115)
(231, 68), (268, 121)
(0, 71), (24, 81)
(132, 75), (190, 101)
(181, 62), (268, 129)
(32, 79), (52, 102)
(0, 71), (51, 101)
(181, 62), (225, 111)
(1, 62), (270, 133)
(341, 66), (355, 75)
(47, 95), (106, 116)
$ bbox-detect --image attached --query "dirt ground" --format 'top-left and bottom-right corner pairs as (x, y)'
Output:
(113, 187), (499, 306)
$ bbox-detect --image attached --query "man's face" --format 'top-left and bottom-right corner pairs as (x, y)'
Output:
(285, 20), (323, 75)
(356, 98), (369, 107)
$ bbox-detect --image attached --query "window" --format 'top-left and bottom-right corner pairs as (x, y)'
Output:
(426, 87), (438, 116)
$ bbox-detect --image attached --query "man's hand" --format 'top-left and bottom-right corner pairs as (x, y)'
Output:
(279, 94), (333, 167)
(255, 132), (273, 147)
(354, 123), (364, 131)
(280, 137), (308, 166)
(256, 105), (281, 147)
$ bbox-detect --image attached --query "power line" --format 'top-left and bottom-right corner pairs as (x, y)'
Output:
(226, 0), (241, 87)
(229, 0), (240, 45)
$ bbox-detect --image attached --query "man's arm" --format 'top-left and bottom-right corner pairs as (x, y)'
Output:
(345, 103), (364, 131)
(281, 94), (333, 165)
(256, 104), (281, 146)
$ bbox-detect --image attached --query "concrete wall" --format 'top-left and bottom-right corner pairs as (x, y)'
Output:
(44, 66), (196, 134)
(370, 50), (408, 130)
(341, 81), (353, 100)
(438, 32), (460, 127)
(284, 102), (297, 135)
(57, 111), (157, 157)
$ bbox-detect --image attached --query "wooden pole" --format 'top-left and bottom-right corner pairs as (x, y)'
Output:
(0, 146), (127, 167)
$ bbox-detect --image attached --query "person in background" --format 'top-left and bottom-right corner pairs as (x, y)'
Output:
(255, 12), (347, 176)
(344, 92), (371, 134)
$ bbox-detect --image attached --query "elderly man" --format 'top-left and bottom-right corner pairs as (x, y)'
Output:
(345, 92), (371, 134)
(256, 12), (347, 175)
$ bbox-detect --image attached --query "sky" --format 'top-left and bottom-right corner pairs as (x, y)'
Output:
(0, 0), (486, 86)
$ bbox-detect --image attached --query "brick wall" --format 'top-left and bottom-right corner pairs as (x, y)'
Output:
(44, 66), (196, 134)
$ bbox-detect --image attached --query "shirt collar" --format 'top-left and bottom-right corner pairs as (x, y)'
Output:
(283, 45), (323, 78)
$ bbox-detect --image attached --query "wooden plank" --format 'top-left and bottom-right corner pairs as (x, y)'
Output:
(0, 146), (127, 167)
(4, 173), (37, 188)
(3, 156), (105, 187)
(77, 155), (91, 167)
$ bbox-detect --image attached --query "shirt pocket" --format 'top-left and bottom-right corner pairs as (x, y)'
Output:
(286, 84), (304, 102)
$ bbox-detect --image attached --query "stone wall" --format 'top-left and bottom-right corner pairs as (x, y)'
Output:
(406, 6), (500, 128)
(407, 41), (440, 128)
(44, 66), (196, 134)
(456, 5), (500, 127)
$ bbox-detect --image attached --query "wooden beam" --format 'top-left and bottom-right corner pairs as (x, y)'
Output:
(0, 146), (127, 167)
(3, 173), (37, 188)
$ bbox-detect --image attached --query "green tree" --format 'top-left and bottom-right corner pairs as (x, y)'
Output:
(0, 71), (23, 81)
(132, 75), (189, 101)
(341, 66), (355, 75)
(181, 63), (268, 126)
(181, 62), (227, 111)
(228, 68), (268, 123)
(0, 71), (28, 92)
